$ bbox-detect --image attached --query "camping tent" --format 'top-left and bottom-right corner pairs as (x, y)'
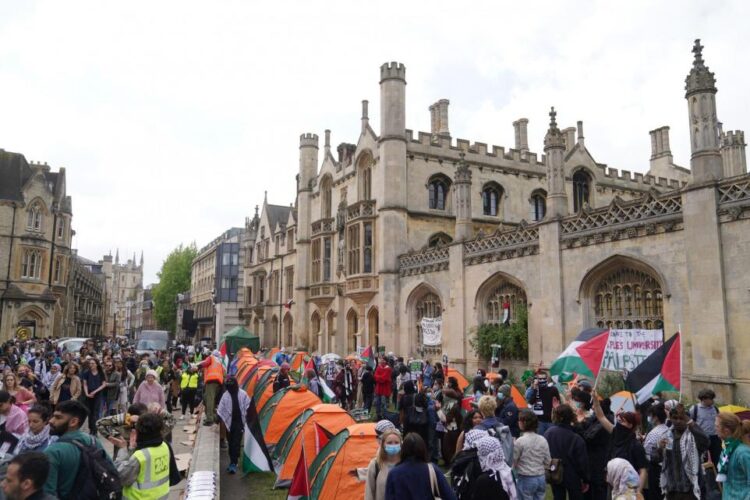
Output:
(308, 423), (379, 500)
(245, 365), (276, 396)
(259, 385), (321, 446)
(222, 326), (260, 355)
(290, 352), (309, 372)
(272, 404), (355, 487)
(254, 369), (281, 412)
(447, 368), (470, 392)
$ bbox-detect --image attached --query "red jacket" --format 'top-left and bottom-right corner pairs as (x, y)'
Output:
(374, 365), (392, 397)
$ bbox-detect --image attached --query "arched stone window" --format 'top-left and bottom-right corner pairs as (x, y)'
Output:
(283, 313), (293, 348)
(368, 307), (379, 350)
(529, 190), (547, 221)
(428, 175), (451, 210)
(592, 267), (664, 329)
(428, 232), (453, 248)
(484, 282), (527, 324)
(346, 309), (358, 353)
(326, 310), (336, 352)
(482, 182), (503, 216)
(26, 201), (44, 232)
(320, 175), (333, 218)
(311, 311), (321, 352)
(271, 315), (279, 345)
(21, 249), (43, 279)
(414, 291), (442, 354)
(573, 170), (591, 212)
(358, 154), (372, 201)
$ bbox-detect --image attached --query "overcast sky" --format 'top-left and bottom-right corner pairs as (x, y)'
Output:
(1, 1), (748, 284)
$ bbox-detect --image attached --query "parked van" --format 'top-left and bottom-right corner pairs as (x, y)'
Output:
(135, 330), (170, 358)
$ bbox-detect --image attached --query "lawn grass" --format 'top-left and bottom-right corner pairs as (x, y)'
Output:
(246, 472), (287, 499)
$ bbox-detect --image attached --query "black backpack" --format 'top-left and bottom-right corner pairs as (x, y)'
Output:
(67, 436), (122, 500)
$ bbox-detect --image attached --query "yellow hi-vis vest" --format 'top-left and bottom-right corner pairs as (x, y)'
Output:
(123, 442), (170, 500)
(180, 371), (199, 390)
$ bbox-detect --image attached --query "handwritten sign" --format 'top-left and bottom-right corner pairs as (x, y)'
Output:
(602, 329), (663, 372)
(421, 317), (442, 346)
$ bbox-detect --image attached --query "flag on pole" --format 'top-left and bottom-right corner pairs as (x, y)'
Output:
(242, 398), (274, 473)
(218, 341), (229, 369)
(625, 332), (681, 404)
(313, 422), (334, 454)
(550, 328), (610, 383)
(287, 444), (311, 500)
(461, 396), (475, 412)
(361, 345), (376, 370)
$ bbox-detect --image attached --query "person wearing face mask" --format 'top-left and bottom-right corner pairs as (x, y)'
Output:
(571, 389), (609, 500)
(365, 428), (402, 500)
(217, 377), (250, 474)
(642, 404), (669, 500)
(495, 385), (519, 438)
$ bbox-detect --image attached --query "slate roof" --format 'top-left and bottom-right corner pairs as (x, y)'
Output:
(266, 204), (292, 231)
(0, 150), (32, 202)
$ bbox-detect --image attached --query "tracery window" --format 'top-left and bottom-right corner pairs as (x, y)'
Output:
(530, 192), (547, 221)
(428, 233), (453, 248)
(593, 268), (663, 329)
(573, 171), (591, 212)
(485, 282), (527, 324)
(428, 176), (450, 210)
(321, 176), (333, 218)
(26, 202), (43, 232)
(415, 293), (441, 349)
(21, 249), (42, 279)
(482, 183), (502, 216)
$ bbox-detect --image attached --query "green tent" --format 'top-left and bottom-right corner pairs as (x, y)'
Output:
(221, 326), (260, 355)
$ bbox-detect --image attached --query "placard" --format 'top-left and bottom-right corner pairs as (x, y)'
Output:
(602, 329), (663, 372)
(421, 317), (442, 346)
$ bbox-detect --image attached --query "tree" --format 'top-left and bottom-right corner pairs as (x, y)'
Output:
(470, 306), (529, 361)
(152, 243), (197, 334)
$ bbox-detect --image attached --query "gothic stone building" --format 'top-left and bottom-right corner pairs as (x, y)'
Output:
(243, 40), (750, 402)
(0, 151), (74, 340)
(100, 250), (144, 337)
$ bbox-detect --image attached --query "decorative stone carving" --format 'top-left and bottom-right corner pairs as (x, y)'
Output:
(398, 247), (450, 276)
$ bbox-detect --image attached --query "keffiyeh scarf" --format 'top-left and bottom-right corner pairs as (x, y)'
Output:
(463, 429), (488, 450)
(475, 436), (517, 500)
(716, 437), (740, 482)
(661, 429), (701, 499)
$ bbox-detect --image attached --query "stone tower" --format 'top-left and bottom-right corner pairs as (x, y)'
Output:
(720, 130), (747, 177)
(685, 39), (723, 182)
(543, 107), (568, 218)
(376, 62), (408, 352)
(295, 132), (318, 345)
(454, 153), (473, 241)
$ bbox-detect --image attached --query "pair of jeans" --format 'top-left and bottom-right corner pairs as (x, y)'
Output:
(516, 474), (546, 500)
(375, 394), (389, 418)
(85, 395), (103, 434)
(363, 393), (374, 413)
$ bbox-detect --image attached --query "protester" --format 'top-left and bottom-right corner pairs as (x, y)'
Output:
(1, 452), (56, 500)
(274, 363), (292, 394)
(606, 458), (641, 500)
(16, 404), (56, 453)
(0, 390), (29, 436)
(81, 358), (106, 435)
(714, 411), (750, 498)
(455, 410), (484, 454)
(41, 364), (60, 393)
(450, 428), (487, 500)
(49, 362), (81, 406)
(689, 388), (721, 464)
(365, 428), (402, 500)
(374, 358), (393, 421)
(526, 370), (560, 436)
(102, 358), (122, 416)
(179, 364), (200, 419)
(115, 358), (135, 414)
(658, 404), (709, 500)
(384, 432), (456, 500)
(513, 409), (551, 500)
(198, 351), (225, 426)
(3, 373), (36, 413)
(361, 365), (375, 414)
(544, 404), (590, 500)
(441, 377), (464, 464)
(643, 403), (670, 500)
(112, 412), (178, 499)
(468, 435), (517, 500)
(496, 384), (520, 438)
(217, 377), (250, 474)
(133, 369), (166, 410)
(335, 361), (357, 410)
(44, 400), (112, 499)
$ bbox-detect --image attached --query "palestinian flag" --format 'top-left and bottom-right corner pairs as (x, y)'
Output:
(550, 328), (610, 383)
(287, 444), (310, 500)
(219, 341), (229, 369)
(361, 345), (376, 369)
(301, 357), (335, 403)
(501, 302), (510, 325)
(461, 396), (475, 412)
(242, 398), (274, 473)
(314, 422), (334, 454)
(626, 332), (680, 404)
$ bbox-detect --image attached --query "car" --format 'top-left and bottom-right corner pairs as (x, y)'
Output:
(57, 337), (89, 354)
(135, 330), (170, 360)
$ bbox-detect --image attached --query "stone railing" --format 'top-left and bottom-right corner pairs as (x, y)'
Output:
(560, 192), (683, 248)
(463, 224), (539, 266)
(717, 175), (750, 222)
(347, 200), (376, 221)
(398, 246), (450, 276)
(311, 218), (335, 236)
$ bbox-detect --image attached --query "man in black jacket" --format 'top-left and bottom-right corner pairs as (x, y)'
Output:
(495, 385), (520, 438)
(360, 365), (375, 413)
(544, 404), (590, 500)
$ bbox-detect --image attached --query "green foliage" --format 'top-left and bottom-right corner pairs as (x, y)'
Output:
(152, 243), (197, 334)
(470, 306), (529, 360)
(596, 370), (626, 399)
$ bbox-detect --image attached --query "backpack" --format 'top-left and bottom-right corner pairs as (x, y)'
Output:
(487, 423), (514, 466)
(68, 436), (122, 500)
(450, 449), (481, 500)
(407, 404), (428, 427)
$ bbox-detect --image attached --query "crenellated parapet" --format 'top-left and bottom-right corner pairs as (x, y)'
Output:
(300, 133), (319, 148)
(380, 61), (406, 82)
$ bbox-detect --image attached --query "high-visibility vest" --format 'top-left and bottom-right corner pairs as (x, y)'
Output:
(204, 357), (224, 384)
(180, 372), (199, 390)
(123, 442), (170, 500)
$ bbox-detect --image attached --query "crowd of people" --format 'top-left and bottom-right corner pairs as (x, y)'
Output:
(0, 337), (221, 499)
(353, 356), (750, 500)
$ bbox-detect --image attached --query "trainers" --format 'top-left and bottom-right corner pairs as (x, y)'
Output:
(228, 463), (237, 474)
(179, 414), (185, 420)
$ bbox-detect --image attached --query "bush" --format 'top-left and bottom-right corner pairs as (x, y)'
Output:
(470, 307), (529, 360)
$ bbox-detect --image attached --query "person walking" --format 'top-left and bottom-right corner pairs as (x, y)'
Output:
(50, 363), (81, 406)
(133, 370), (166, 410)
(198, 350), (225, 426)
(81, 358), (105, 435)
(179, 364), (199, 420)
(374, 358), (392, 421)
(715, 411), (750, 499)
(544, 404), (590, 500)
(102, 359), (121, 416)
(467, 435), (517, 500)
(658, 404), (709, 500)
(360, 365), (375, 415)
(217, 377), (250, 474)
(643, 403), (670, 500)
(514, 409), (551, 500)
(1, 452), (57, 500)
(365, 428), (402, 500)
(689, 388), (721, 464)
(384, 432), (456, 500)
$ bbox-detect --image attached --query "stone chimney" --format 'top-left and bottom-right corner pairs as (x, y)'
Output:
(429, 99), (450, 137)
(563, 127), (576, 152)
(649, 126), (672, 160)
(721, 130), (747, 177)
(512, 118), (529, 153)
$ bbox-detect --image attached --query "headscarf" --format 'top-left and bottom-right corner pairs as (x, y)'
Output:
(375, 420), (396, 437)
(607, 458), (640, 497)
(462, 429), (488, 450)
(475, 436), (517, 500)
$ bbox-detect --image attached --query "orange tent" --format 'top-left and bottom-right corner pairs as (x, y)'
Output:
(259, 385), (321, 446)
(266, 347), (281, 361)
(309, 423), (379, 500)
(254, 372), (280, 412)
(447, 368), (470, 392)
(511, 385), (528, 409)
(290, 352), (309, 372)
(272, 404), (355, 487)
(245, 365), (275, 396)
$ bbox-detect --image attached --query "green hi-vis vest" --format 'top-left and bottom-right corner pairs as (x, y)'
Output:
(181, 372), (199, 389)
(123, 442), (170, 500)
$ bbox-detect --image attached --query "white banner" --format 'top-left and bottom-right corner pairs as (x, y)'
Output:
(602, 329), (663, 372)
(421, 317), (442, 346)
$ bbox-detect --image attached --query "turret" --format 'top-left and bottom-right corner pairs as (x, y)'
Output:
(454, 153), (473, 241)
(720, 130), (747, 177)
(378, 61), (407, 208)
(544, 107), (568, 218)
(298, 133), (319, 193)
(685, 39), (723, 182)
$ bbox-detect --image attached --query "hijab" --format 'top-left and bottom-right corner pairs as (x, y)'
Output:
(606, 458), (640, 498)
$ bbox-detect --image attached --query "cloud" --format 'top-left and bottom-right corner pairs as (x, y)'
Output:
(0, 0), (748, 283)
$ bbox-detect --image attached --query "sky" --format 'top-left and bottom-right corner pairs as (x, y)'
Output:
(1, 0), (748, 284)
